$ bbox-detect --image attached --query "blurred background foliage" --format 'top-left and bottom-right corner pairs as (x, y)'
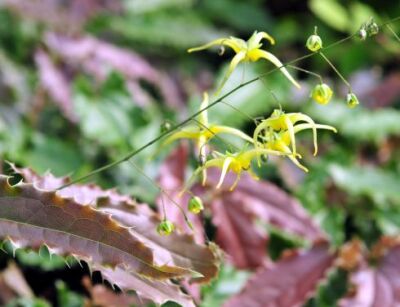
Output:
(0, 0), (399, 306)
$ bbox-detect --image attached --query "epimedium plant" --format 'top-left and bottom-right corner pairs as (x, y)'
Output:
(1, 10), (400, 306)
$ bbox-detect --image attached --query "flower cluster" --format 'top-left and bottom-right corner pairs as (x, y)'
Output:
(163, 93), (336, 192)
(157, 29), (343, 234)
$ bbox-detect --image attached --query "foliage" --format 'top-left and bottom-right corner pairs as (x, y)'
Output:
(0, 0), (399, 306)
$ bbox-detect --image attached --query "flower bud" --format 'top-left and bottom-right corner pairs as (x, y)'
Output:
(160, 121), (172, 133)
(188, 196), (204, 214)
(346, 92), (359, 108)
(311, 83), (333, 105)
(358, 28), (367, 41)
(366, 20), (379, 36)
(157, 220), (175, 236)
(306, 34), (323, 52)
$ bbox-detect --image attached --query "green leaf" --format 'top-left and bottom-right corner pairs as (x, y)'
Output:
(307, 102), (400, 142)
(309, 0), (349, 32)
(23, 134), (84, 177)
(5, 298), (51, 307)
(105, 11), (226, 51)
(329, 164), (400, 204)
(201, 265), (250, 307)
(56, 281), (85, 307)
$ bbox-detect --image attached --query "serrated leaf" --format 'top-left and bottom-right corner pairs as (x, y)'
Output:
(9, 165), (219, 284)
(225, 243), (335, 307)
(0, 176), (187, 279)
(99, 266), (195, 307)
(0, 176), (206, 306)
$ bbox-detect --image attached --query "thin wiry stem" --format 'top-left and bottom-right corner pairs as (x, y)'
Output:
(386, 24), (400, 42)
(126, 159), (193, 229)
(57, 16), (400, 190)
(319, 52), (352, 90)
(288, 65), (324, 83)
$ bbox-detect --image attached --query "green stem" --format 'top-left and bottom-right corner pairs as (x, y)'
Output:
(319, 52), (351, 90)
(288, 65), (324, 83)
(386, 24), (400, 42)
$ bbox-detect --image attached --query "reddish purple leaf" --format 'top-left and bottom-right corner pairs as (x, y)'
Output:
(206, 170), (325, 241)
(225, 243), (335, 307)
(4, 0), (120, 31)
(34, 49), (76, 122)
(211, 196), (268, 269)
(340, 245), (400, 307)
(10, 164), (219, 284)
(96, 267), (196, 307)
(44, 33), (183, 107)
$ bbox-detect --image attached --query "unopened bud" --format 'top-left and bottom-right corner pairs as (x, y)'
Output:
(346, 92), (359, 108)
(358, 28), (367, 41)
(160, 121), (172, 133)
(306, 34), (323, 52)
(157, 220), (175, 236)
(311, 83), (333, 105)
(188, 196), (204, 214)
(366, 20), (379, 36)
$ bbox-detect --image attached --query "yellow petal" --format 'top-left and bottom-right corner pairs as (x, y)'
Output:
(212, 125), (254, 143)
(215, 51), (246, 95)
(197, 135), (208, 185)
(229, 173), (241, 191)
(162, 128), (201, 146)
(188, 37), (243, 54)
(252, 31), (275, 46)
(199, 92), (209, 127)
(217, 157), (233, 188)
(290, 113), (318, 156)
(284, 116), (297, 157)
(250, 49), (301, 89)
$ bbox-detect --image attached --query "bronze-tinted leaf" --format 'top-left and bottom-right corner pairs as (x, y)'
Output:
(10, 165), (219, 283)
(0, 176), (190, 280)
(225, 243), (335, 307)
(98, 267), (196, 307)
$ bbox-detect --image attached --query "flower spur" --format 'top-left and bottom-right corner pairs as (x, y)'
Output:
(188, 31), (301, 94)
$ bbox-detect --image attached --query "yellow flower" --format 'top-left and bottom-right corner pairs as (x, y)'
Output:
(263, 123), (337, 172)
(189, 147), (288, 191)
(162, 92), (253, 183)
(188, 31), (301, 94)
(253, 109), (337, 171)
